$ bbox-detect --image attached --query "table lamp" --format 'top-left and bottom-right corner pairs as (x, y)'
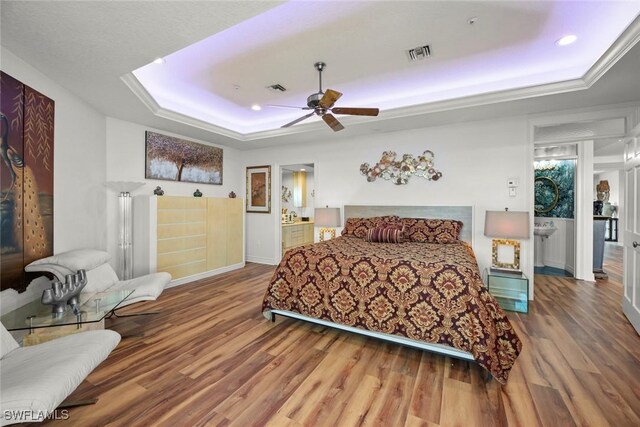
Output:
(484, 208), (530, 273)
(315, 207), (341, 241)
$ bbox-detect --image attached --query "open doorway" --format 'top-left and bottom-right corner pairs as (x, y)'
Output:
(533, 144), (578, 277)
(279, 163), (315, 260)
(593, 138), (626, 283)
(529, 107), (634, 288)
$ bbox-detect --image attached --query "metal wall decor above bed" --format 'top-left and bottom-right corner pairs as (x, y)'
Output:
(360, 150), (442, 185)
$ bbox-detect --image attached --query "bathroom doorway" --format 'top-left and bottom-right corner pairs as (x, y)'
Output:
(534, 144), (578, 277)
(279, 163), (315, 260)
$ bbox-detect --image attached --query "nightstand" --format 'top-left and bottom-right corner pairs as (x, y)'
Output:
(487, 271), (528, 313)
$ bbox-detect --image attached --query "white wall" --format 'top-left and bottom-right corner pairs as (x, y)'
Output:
(535, 218), (575, 274)
(243, 116), (534, 284)
(281, 171), (294, 214)
(1, 47), (107, 311)
(105, 117), (244, 271)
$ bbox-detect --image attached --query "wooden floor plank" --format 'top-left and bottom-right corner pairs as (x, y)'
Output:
(24, 245), (640, 426)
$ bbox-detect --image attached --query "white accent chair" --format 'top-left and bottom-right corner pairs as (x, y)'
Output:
(24, 249), (170, 311)
(0, 323), (120, 426)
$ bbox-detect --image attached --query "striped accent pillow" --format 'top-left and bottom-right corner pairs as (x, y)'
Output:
(341, 216), (401, 239)
(365, 225), (405, 243)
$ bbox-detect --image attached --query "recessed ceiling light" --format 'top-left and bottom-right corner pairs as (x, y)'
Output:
(251, 104), (261, 111)
(300, 168), (306, 171)
(556, 35), (577, 46)
(152, 57), (165, 65)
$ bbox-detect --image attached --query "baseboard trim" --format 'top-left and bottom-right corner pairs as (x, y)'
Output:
(166, 262), (246, 288)
(246, 256), (277, 265)
(542, 259), (566, 270)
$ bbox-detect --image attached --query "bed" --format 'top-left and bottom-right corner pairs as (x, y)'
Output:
(262, 205), (522, 384)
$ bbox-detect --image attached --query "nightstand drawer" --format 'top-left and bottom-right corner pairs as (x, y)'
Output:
(487, 272), (528, 313)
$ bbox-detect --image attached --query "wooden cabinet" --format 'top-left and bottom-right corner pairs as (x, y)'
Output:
(282, 221), (314, 254)
(134, 196), (244, 281)
(205, 197), (243, 270)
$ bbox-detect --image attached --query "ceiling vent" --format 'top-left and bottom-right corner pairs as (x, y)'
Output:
(267, 83), (287, 92)
(407, 45), (431, 61)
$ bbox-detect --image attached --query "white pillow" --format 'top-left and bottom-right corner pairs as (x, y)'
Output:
(84, 263), (119, 292)
(1, 322), (19, 358)
(26, 249), (111, 273)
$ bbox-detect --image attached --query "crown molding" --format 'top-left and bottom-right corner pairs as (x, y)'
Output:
(120, 73), (246, 140)
(583, 15), (640, 86)
(121, 73), (161, 114)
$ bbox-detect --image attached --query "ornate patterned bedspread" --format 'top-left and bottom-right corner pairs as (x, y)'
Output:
(262, 237), (522, 384)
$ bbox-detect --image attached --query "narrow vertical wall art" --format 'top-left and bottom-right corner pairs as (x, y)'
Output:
(0, 71), (55, 292)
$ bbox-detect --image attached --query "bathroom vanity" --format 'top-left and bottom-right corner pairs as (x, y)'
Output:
(282, 221), (314, 254)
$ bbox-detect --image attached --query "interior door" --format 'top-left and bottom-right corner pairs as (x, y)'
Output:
(623, 136), (640, 334)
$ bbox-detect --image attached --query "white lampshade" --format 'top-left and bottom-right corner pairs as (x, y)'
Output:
(314, 207), (341, 227)
(484, 210), (530, 240)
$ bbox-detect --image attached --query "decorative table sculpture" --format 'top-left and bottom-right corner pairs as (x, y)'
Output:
(41, 269), (87, 316)
(596, 180), (610, 202)
(153, 186), (164, 196)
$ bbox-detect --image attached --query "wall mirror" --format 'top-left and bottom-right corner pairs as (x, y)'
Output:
(534, 176), (559, 214)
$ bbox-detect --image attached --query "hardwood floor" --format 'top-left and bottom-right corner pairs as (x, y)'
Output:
(33, 254), (639, 427)
(602, 242), (624, 285)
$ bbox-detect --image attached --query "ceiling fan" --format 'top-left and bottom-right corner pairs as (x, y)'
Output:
(268, 62), (379, 132)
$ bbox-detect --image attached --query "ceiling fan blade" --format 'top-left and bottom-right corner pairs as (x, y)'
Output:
(282, 112), (315, 128)
(319, 89), (342, 109)
(331, 107), (379, 116)
(266, 104), (312, 110)
(322, 113), (344, 132)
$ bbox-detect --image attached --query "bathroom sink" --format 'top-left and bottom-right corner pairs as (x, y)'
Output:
(534, 226), (557, 237)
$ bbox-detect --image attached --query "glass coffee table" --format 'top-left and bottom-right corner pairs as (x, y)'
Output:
(1, 289), (134, 335)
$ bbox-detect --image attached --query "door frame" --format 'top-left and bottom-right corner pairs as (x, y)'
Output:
(528, 103), (638, 292)
(276, 161), (317, 261)
(532, 149), (578, 276)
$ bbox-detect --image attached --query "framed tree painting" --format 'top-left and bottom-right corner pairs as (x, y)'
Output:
(145, 131), (223, 185)
(246, 165), (271, 213)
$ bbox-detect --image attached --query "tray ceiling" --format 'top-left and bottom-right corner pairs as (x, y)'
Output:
(127, 1), (640, 138)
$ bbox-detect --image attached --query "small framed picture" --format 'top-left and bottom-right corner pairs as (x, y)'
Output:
(246, 165), (271, 213)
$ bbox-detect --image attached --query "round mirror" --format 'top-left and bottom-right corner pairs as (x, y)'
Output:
(534, 176), (559, 214)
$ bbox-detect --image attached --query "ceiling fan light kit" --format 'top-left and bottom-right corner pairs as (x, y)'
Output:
(273, 62), (380, 132)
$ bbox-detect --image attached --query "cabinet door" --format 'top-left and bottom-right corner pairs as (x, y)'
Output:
(226, 198), (244, 265)
(157, 196), (207, 279)
(207, 198), (227, 270)
(304, 223), (314, 244)
(289, 225), (305, 246)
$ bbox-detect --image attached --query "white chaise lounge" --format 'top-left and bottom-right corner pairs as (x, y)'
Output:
(0, 323), (120, 426)
(25, 249), (170, 310)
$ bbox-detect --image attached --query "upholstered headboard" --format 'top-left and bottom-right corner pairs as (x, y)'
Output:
(343, 205), (474, 244)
